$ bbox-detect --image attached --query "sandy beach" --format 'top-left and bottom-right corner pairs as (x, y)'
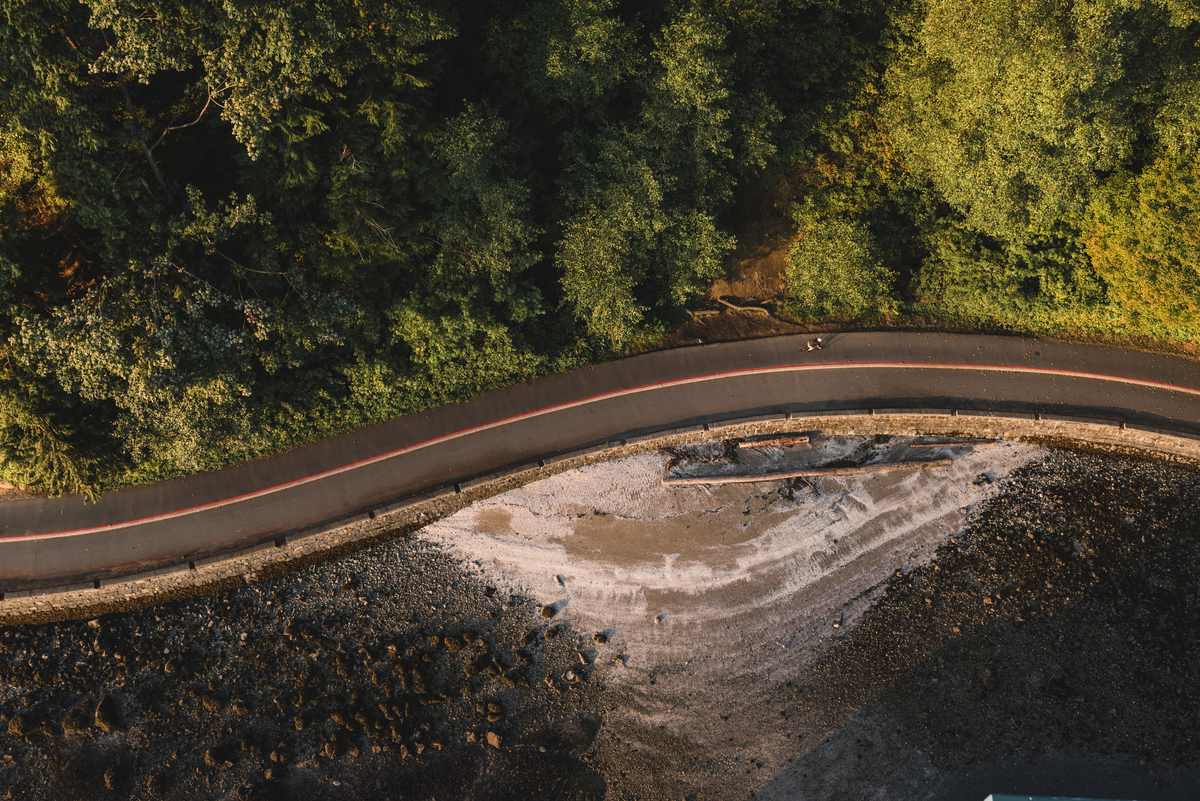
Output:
(417, 434), (1044, 798)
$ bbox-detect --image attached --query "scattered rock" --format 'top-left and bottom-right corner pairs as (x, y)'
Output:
(0, 509), (611, 798)
(541, 598), (570, 618)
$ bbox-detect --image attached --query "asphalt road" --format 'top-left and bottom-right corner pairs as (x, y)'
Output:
(2, 332), (1198, 593)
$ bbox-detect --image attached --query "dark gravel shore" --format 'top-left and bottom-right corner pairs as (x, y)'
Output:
(3, 446), (1200, 800)
(761, 448), (1200, 800)
(0, 540), (611, 800)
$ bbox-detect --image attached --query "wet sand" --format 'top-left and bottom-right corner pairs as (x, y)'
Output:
(419, 435), (1043, 798)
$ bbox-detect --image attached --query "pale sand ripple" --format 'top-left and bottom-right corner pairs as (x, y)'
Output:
(418, 435), (1045, 790)
(419, 436), (1044, 679)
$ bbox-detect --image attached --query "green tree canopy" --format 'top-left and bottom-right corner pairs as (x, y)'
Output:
(1088, 155), (1200, 325)
(4, 0), (1198, 496)
(785, 216), (898, 318)
(884, 0), (1199, 245)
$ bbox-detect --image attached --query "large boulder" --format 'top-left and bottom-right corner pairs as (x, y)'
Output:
(6, 713), (28, 739)
(94, 695), (124, 733)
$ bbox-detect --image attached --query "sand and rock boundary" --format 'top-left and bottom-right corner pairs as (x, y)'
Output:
(3, 409), (1199, 623)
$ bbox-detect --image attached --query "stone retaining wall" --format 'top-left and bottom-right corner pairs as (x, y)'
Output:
(4, 410), (1199, 622)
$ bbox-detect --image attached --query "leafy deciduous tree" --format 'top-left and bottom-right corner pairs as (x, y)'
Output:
(1088, 156), (1200, 325)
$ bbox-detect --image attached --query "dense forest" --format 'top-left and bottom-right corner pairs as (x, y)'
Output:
(1, 0), (1198, 496)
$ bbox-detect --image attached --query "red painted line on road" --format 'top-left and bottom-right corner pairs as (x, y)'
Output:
(5, 361), (1198, 542)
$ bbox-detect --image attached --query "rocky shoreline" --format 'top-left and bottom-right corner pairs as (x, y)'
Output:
(3, 444), (1200, 800)
(759, 448), (1200, 799)
(0, 539), (612, 800)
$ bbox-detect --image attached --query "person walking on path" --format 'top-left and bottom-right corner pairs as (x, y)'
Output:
(806, 337), (824, 352)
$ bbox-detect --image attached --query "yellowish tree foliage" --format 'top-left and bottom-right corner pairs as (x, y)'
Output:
(1088, 157), (1200, 325)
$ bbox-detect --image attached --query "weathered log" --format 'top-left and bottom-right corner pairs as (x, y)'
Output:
(909, 440), (997, 448)
(736, 435), (810, 448)
(662, 458), (953, 485)
(717, 297), (769, 314)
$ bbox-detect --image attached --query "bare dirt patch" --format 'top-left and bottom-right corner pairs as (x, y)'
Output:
(643, 171), (807, 353)
(648, 310), (808, 351)
(708, 216), (795, 305)
(0, 482), (36, 503)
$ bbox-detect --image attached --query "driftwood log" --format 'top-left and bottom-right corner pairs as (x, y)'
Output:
(662, 458), (953, 486)
(736, 435), (810, 448)
(909, 440), (997, 448)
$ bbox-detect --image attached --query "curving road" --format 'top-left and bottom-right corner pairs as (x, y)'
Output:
(2, 332), (1199, 594)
